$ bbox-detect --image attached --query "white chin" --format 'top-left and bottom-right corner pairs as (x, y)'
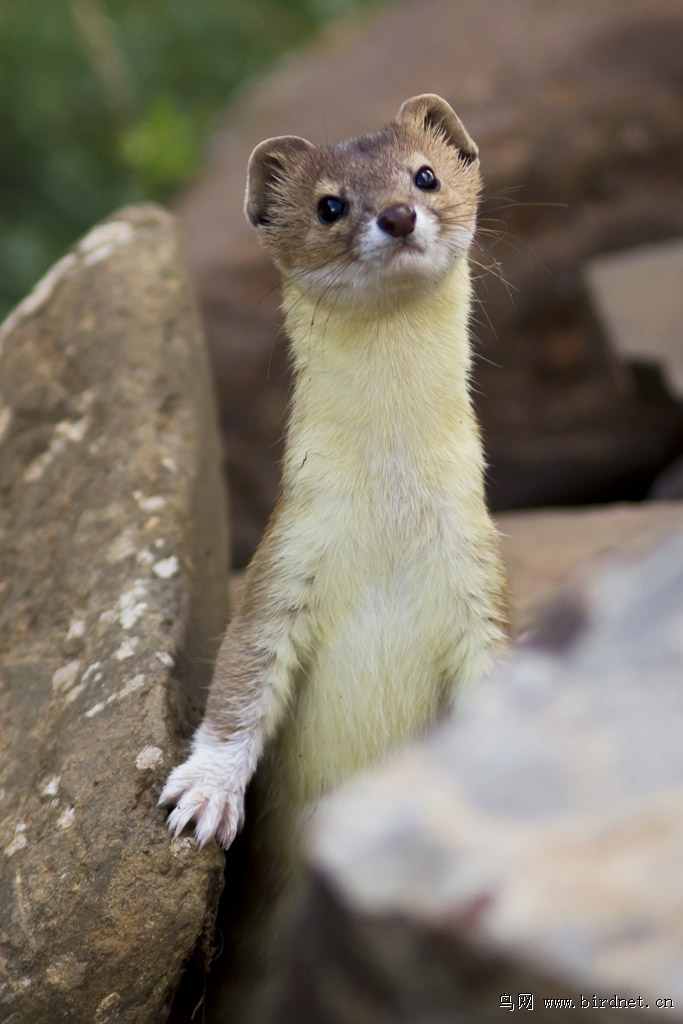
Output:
(371, 242), (450, 276)
(293, 249), (454, 307)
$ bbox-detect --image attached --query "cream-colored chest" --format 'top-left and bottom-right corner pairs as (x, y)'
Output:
(275, 425), (488, 797)
(270, 270), (495, 797)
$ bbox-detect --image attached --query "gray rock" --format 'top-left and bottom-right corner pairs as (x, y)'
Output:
(651, 456), (683, 500)
(0, 206), (228, 1023)
(281, 529), (683, 1021)
(585, 238), (683, 399)
(498, 501), (683, 633)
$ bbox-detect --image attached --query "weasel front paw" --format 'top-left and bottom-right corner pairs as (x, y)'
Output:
(159, 730), (258, 848)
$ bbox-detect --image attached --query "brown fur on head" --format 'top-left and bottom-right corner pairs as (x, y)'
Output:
(245, 94), (481, 306)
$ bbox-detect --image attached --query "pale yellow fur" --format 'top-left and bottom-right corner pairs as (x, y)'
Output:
(255, 260), (507, 821)
(161, 249), (507, 852)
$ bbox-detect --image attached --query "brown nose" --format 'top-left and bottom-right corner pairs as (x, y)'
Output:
(377, 204), (416, 238)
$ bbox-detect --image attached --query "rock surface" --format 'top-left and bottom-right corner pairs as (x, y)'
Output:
(279, 521), (683, 1022)
(0, 207), (228, 1023)
(177, 0), (683, 563)
(585, 238), (683, 400)
(498, 501), (683, 633)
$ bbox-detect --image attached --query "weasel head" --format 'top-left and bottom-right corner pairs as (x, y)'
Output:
(245, 94), (481, 309)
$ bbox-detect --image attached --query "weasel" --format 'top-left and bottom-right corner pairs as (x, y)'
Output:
(160, 93), (509, 1017)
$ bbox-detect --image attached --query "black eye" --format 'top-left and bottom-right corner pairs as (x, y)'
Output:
(414, 166), (439, 191)
(317, 196), (347, 224)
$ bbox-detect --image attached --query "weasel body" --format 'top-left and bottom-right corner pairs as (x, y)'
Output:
(160, 93), (509, 1015)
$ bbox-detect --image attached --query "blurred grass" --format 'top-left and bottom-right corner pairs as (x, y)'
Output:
(0, 0), (382, 320)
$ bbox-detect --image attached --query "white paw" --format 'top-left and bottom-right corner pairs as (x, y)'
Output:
(159, 728), (259, 849)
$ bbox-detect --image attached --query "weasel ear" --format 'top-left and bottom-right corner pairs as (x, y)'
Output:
(396, 94), (478, 164)
(245, 135), (315, 227)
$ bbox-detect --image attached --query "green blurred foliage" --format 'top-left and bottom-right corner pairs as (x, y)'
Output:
(0, 0), (381, 319)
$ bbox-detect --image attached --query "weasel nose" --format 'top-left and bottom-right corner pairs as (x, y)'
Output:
(377, 204), (416, 238)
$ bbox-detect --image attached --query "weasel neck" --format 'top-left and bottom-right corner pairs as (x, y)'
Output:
(280, 262), (477, 466)
(282, 261), (473, 374)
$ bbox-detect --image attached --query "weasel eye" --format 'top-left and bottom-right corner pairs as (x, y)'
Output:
(414, 166), (439, 191)
(317, 196), (347, 224)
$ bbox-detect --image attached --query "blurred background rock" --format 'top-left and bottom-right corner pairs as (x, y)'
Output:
(2, 0), (682, 569)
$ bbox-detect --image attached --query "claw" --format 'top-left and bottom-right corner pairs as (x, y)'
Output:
(158, 731), (258, 849)
(167, 801), (199, 838)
